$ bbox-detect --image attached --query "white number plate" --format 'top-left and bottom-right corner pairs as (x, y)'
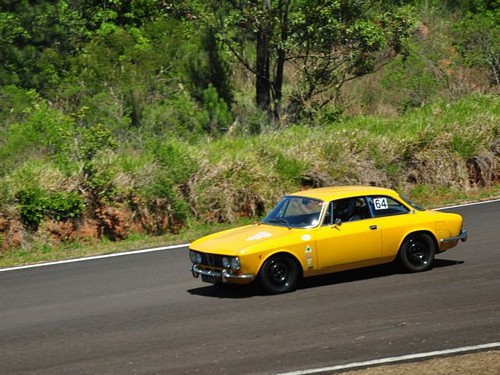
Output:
(373, 198), (388, 210)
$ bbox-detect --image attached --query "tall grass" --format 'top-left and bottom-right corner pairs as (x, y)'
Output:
(189, 94), (498, 216)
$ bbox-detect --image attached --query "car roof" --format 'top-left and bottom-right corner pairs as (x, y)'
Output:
(289, 185), (397, 201)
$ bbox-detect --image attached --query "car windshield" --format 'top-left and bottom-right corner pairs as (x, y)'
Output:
(262, 196), (324, 228)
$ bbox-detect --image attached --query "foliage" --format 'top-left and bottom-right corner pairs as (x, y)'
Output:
(210, 0), (413, 120)
(45, 192), (85, 222)
(140, 94), (209, 140)
(0, 1), (87, 94)
(0, 1), (499, 251)
(0, 98), (74, 176)
(16, 188), (46, 230)
(16, 188), (84, 230)
(202, 85), (233, 135)
(0, 85), (38, 124)
(454, 2), (500, 86)
(185, 26), (234, 107)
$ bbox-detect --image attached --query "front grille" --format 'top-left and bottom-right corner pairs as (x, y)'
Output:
(198, 252), (224, 268)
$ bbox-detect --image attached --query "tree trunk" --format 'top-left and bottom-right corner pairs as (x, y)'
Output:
(274, 0), (291, 120)
(256, 0), (271, 114)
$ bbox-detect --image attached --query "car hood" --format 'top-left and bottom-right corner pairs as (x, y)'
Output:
(190, 224), (305, 256)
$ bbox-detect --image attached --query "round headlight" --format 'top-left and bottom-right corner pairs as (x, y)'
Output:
(189, 250), (197, 263)
(222, 257), (230, 268)
(196, 253), (202, 264)
(231, 257), (240, 270)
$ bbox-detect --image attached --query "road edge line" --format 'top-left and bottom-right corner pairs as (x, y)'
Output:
(276, 342), (500, 375)
(0, 243), (189, 273)
(434, 198), (500, 211)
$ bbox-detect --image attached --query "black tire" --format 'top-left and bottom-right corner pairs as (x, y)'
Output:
(398, 233), (436, 272)
(259, 254), (299, 294)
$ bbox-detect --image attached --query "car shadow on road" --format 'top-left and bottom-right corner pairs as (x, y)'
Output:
(299, 263), (399, 290)
(433, 258), (464, 268)
(187, 283), (262, 298)
(299, 258), (464, 290)
(187, 258), (464, 298)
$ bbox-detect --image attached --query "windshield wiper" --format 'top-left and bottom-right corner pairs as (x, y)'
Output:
(268, 218), (291, 230)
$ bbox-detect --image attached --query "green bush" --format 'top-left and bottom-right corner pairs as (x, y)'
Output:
(45, 192), (85, 222)
(16, 188), (84, 230)
(0, 98), (76, 175)
(141, 95), (208, 141)
(150, 173), (190, 220)
(16, 188), (46, 231)
(202, 84), (233, 135)
(0, 85), (38, 124)
(152, 140), (198, 184)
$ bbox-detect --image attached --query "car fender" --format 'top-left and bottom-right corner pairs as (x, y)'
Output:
(396, 228), (439, 255)
(255, 249), (304, 278)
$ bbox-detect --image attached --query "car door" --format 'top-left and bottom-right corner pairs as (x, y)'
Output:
(366, 195), (413, 258)
(314, 197), (382, 269)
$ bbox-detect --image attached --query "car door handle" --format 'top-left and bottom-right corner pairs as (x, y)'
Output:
(369, 225), (378, 230)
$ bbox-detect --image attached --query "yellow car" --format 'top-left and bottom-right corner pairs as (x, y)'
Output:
(189, 186), (467, 294)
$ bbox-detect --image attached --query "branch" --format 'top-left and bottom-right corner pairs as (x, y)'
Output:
(219, 36), (258, 77)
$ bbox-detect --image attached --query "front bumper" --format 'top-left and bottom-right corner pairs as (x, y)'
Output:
(441, 228), (468, 243)
(190, 264), (255, 283)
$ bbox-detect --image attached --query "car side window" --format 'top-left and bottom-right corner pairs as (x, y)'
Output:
(323, 197), (370, 225)
(323, 201), (334, 225)
(367, 195), (410, 217)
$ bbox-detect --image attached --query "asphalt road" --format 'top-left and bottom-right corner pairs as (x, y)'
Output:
(1, 201), (499, 375)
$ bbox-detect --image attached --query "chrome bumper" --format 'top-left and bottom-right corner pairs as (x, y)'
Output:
(441, 228), (468, 243)
(190, 264), (255, 283)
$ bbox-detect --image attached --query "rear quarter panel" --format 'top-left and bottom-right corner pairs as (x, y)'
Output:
(378, 210), (464, 258)
(431, 211), (464, 251)
(377, 211), (440, 259)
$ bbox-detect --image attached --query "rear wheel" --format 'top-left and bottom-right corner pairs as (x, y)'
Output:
(259, 254), (299, 294)
(398, 233), (435, 272)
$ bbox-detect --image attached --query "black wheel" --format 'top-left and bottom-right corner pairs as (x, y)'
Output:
(398, 233), (436, 272)
(259, 254), (299, 294)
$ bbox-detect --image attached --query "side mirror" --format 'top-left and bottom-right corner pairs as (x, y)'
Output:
(333, 218), (342, 227)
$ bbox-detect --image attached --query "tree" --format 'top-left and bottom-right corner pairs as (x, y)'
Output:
(209, 0), (412, 121)
(454, 1), (500, 87)
(185, 26), (234, 107)
(0, 0), (169, 95)
(0, 1), (85, 92)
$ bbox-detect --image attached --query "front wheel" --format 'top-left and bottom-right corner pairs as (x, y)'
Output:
(398, 233), (436, 272)
(259, 254), (299, 294)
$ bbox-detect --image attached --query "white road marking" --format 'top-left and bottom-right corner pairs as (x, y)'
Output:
(276, 342), (500, 375)
(435, 198), (500, 211)
(0, 244), (188, 272)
